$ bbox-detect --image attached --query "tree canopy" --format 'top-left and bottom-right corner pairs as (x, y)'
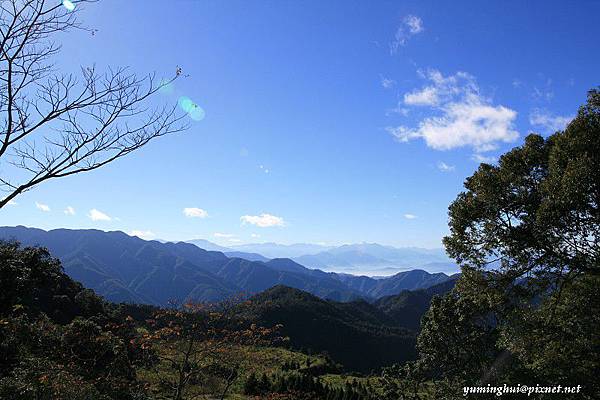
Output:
(382, 88), (600, 400)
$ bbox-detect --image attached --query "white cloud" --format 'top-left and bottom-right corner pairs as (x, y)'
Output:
(437, 161), (455, 172)
(404, 213), (418, 220)
(472, 153), (498, 164)
(241, 213), (285, 228)
(404, 86), (439, 106)
(64, 206), (76, 215)
(388, 69), (518, 152)
(251, 233), (261, 238)
(214, 232), (235, 238)
(130, 230), (155, 240)
(88, 208), (111, 221)
(405, 15), (424, 34)
(380, 75), (396, 89)
(390, 15), (423, 54)
(529, 109), (572, 134)
(183, 207), (208, 218)
(259, 165), (270, 174)
(35, 202), (50, 212)
(228, 238), (242, 243)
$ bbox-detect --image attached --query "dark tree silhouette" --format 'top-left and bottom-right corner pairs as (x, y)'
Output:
(0, 0), (187, 208)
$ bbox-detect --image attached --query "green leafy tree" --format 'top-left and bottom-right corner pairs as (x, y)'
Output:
(0, 241), (106, 323)
(382, 88), (600, 399)
(0, 242), (151, 399)
(441, 88), (600, 394)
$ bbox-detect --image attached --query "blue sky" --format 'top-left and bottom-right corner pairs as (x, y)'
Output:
(1, 0), (599, 248)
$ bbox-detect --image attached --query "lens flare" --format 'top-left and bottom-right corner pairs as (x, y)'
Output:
(178, 96), (194, 113)
(178, 96), (205, 121)
(62, 0), (75, 11)
(188, 104), (206, 121)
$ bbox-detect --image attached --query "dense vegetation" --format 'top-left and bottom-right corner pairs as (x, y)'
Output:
(380, 89), (600, 399)
(238, 286), (417, 372)
(0, 242), (150, 399)
(0, 241), (428, 399)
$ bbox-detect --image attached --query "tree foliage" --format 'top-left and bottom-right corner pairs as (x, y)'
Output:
(382, 89), (600, 399)
(140, 299), (282, 400)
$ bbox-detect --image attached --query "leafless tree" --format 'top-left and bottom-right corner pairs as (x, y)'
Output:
(0, 0), (188, 209)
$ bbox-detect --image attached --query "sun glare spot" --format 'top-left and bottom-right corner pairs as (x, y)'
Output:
(188, 104), (206, 121)
(178, 96), (193, 113)
(62, 0), (75, 11)
(178, 96), (205, 121)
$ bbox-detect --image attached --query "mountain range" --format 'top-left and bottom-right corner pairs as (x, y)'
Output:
(184, 239), (458, 276)
(0, 226), (457, 306)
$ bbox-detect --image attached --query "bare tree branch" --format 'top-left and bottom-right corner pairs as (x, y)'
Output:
(0, 0), (188, 209)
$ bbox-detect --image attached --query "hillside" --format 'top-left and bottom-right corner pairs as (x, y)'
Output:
(373, 277), (458, 330)
(238, 285), (418, 372)
(233, 280), (458, 371)
(0, 241), (392, 398)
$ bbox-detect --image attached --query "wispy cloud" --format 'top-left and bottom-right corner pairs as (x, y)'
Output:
(387, 69), (518, 153)
(437, 161), (455, 172)
(35, 202), (50, 212)
(214, 232), (235, 238)
(251, 233), (261, 238)
(404, 213), (418, 220)
(380, 75), (396, 89)
(529, 109), (572, 134)
(531, 78), (554, 102)
(404, 86), (439, 106)
(386, 102), (410, 117)
(390, 15), (424, 54)
(241, 213), (285, 228)
(88, 208), (111, 221)
(64, 206), (76, 215)
(129, 230), (155, 240)
(183, 207), (208, 218)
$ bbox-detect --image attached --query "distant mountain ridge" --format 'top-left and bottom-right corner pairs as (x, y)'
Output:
(228, 242), (333, 258)
(191, 239), (457, 275)
(293, 243), (455, 275)
(0, 226), (454, 306)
